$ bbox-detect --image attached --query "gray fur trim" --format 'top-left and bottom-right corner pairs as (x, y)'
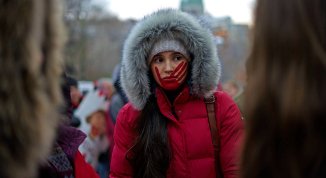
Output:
(121, 9), (221, 110)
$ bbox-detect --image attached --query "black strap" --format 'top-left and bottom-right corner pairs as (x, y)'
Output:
(205, 95), (223, 178)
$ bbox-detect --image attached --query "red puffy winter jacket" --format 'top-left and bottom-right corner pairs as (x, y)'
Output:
(110, 87), (243, 178)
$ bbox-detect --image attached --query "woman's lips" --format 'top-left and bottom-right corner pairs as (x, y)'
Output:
(162, 76), (177, 81)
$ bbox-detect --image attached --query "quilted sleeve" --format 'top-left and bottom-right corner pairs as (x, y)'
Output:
(216, 91), (244, 178)
(109, 104), (138, 178)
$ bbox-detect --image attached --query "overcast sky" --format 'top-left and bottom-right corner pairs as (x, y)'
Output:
(100, 0), (255, 24)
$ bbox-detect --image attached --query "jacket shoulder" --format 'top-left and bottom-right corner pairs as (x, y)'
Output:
(116, 103), (140, 130)
(214, 90), (243, 122)
(214, 91), (237, 107)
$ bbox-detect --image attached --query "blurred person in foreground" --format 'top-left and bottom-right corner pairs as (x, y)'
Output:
(0, 0), (99, 177)
(0, 0), (64, 178)
(241, 0), (326, 177)
(110, 9), (243, 178)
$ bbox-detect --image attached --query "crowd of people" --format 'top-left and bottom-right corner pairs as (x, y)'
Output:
(0, 0), (325, 178)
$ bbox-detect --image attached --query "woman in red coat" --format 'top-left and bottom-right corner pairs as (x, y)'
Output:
(110, 9), (243, 178)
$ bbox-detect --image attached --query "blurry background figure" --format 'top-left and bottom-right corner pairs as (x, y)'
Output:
(74, 87), (115, 178)
(68, 76), (83, 111)
(0, 0), (65, 178)
(109, 63), (128, 123)
(38, 74), (100, 178)
(222, 80), (242, 99)
(96, 78), (115, 123)
(78, 80), (96, 97)
(241, 0), (326, 177)
(74, 88), (107, 137)
(97, 78), (115, 102)
(65, 75), (83, 127)
(223, 80), (244, 113)
(79, 109), (110, 178)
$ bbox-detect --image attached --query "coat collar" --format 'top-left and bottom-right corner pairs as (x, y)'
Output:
(155, 86), (192, 122)
(57, 124), (86, 159)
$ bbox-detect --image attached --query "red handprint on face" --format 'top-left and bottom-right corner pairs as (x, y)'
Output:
(155, 61), (188, 90)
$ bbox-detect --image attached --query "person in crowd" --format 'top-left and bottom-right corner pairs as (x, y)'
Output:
(38, 74), (100, 178)
(97, 78), (115, 102)
(79, 109), (110, 173)
(0, 0), (64, 178)
(68, 76), (83, 111)
(65, 75), (83, 127)
(95, 78), (116, 175)
(222, 80), (244, 114)
(109, 63), (129, 123)
(222, 80), (242, 99)
(76, 86), (115, 178)
(110, 9), (243, 178)
(241, 0), (326, 177)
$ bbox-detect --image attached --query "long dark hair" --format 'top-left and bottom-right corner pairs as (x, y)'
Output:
(241, 0), (326, 177)
(127, 94), (171, 178)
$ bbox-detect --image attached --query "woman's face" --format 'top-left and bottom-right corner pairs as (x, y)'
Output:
(150, 51), (189, 91)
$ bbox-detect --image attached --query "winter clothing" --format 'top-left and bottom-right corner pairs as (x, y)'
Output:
(38, 125), (99, 178)
(110, 9), (243, 178)
(74, 151), (101, 178)
(110, 88), (243, 178)
(38, 74), (99, 178)
(76, 91), (114, 177)
(149, 39), (190, 63)
(79, 133), (109, 169)
(120, 9), (220, 110)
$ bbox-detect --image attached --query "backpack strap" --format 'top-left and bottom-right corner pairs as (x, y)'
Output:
(204, 95), (223, 178)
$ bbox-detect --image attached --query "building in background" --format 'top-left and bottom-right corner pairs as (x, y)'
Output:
(180, 0), (204, 16)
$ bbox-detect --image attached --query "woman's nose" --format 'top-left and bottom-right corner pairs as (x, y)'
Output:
(164, 61), (174, 73)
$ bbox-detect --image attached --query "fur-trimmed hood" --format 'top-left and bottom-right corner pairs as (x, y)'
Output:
(121, 9), (221, 110)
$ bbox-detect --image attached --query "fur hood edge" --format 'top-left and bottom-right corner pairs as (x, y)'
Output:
(121, 9), (221, 109)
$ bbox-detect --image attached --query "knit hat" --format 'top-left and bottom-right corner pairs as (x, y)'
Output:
(148, 39), (189, 63)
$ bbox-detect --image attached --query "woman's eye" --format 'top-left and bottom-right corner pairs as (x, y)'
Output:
(154, 57), (163, 63)
(174, 55), (183, 61)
